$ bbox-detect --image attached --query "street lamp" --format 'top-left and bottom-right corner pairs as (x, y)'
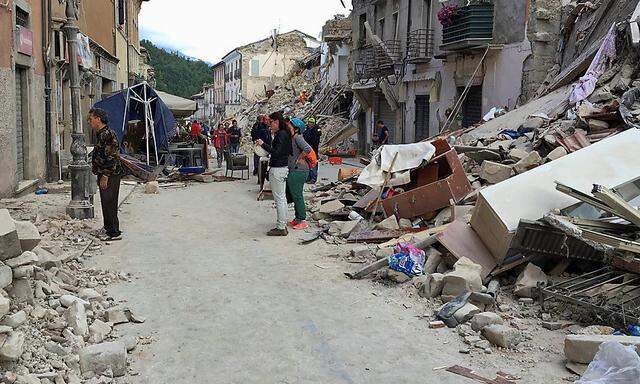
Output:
(61, 0), (94, 219)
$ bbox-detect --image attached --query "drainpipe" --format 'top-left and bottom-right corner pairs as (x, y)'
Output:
(125, 1), (130, 85)
(42, 0), (53, 181)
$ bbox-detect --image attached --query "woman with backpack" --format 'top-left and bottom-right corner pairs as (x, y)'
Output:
(286, 118), (315, 230)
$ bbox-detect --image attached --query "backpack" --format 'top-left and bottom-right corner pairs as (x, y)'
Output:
(305, 148), (318, 170)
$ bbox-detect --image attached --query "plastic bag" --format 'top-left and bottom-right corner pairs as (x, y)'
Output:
(388, 243), (426, 277)
(575, 341), (640, 384)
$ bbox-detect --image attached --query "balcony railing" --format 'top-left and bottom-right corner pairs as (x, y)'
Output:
(407, 29), (435, 63)
(355, 40), (402, 81)
(441, 4), (494, 51)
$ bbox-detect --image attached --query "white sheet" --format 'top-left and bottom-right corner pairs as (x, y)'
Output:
(357, 142), (436, 188)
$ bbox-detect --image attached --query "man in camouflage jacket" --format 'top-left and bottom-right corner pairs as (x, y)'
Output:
(88, 108), (124, 240)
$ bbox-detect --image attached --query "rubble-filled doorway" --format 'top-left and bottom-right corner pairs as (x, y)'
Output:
(415, 95), (430, 141)
(459, 85), (482, 128)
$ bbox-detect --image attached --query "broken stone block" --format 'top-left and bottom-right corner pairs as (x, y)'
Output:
(375, 215), (399, 231)
(0, 331), (24, 361)
(482, 325), (523, 349)
(513, 151), (542, 174)
(67, 301), (89, 338)
(122, 335), (137, 352)
(16, 375), (40, 384)
(588, 87), (614, 104)
(328, 221), (360, 238)
(7, 279), (34, 304)
(471, 312), (504, 332)
(453, 303), (481, 324)
(13, 221), (41, 252)
(79, 342), (127, 377)
(587, 119), (610, 132)
(375, 247), (395, 260)
(88, 320), (112, 344)
(380, 269), (411, 284)
(522, 117), (546, 130)
(423, 249), (442, 274)
(12, 265), (33, 279)
(564, 335), (640, 364)
(542, 321), (563, 331)
(44, 341), (69, 357)
(0, 296), (9, 318)
(60, 295), (90, 308)
(2, 311), (26, 328)
(480, 161), (514, 184)
(106, 308), (129, 325)
(34, 246), (71, 270)
(78, 288), (103, 302)
(144, 181), (160, 194)
(514, 263), (548, 298)
(433, 206), (475, 227)
(508, 148), (529, 162)
(545, 147), (567, 162)
(5, 251), (38, 269)
(0, 210), (22, 261)
(442, 257), (484, 302)
(319, 200), (344, 214)
(0, 264), (12, 290)
(399, 219), (412, 229)
(417, 273), (445, 299)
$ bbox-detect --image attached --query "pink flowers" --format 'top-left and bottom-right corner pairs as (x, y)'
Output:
(438, 4), (460, 27)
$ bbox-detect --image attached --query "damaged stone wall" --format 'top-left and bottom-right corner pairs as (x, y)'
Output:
(239, 31), (315, 101)
(521, 0), (563, 104)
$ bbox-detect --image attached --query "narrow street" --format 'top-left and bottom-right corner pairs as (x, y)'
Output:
(90, 169), (566, 384)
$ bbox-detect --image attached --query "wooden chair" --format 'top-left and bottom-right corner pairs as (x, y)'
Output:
(224, 150), (250, 179)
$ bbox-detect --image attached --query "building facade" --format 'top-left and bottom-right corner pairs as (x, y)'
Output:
(212, 61), (225, 123)
(0, 0), (149, 198)
(349, 0), (562, 152)
(321, 16), (352, 88)
(222, 30), (320, 117)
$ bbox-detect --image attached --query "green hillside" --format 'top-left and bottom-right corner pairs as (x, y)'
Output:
(141, 40), (212, 98)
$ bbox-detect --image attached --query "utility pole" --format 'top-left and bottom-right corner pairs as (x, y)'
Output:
(62, 0), (94, 219)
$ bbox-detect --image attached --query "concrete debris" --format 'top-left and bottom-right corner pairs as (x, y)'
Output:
(0, 331), (25, 361)
(375, 215), (400, 231)
(416, 273), (445, 299)
(0, 209), (22, 261)
(0, 297), (10, 318)
(545, 147), (567, 162)
(7, 279), (34, 304)
(564, 335), (640, 364)
(513, 151), (542, 174)
(106, 308), (129, 325)
(482, 325), (523, 349)
(1, 311), (27, 328)
(328, 220), (360, 237)
(318, 200), (344, 214)
(144, 181), (160, 194)
(514, 263), (548, 298)
(67, 301), (89, 338)
(0, 264), (12, 289)
(471, 312), (504, 333)
(453, 303), (481, 324)
(60, 295), (90, 308)
(442, 258), (484, 302)
(480, 161), (514, 184)
(13, 221), (41, 252)
(79, 342), (127, 377)
(5, 251), (38, 269)
(508, 148), (530, 162)
(88, 320), (112, 344)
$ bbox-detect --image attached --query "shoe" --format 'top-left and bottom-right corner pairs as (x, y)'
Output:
(292, 220), (309, 230)
(108, 235), (123, 241)
(267, 228), (288, 236)
(288, 219), (298, 228)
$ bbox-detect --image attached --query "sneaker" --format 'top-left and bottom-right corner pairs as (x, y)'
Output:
(267, 228), (288, 236)
(288, 219), (298, 228)
(292, 220), (309, 230)
(108, 235), (123, 241)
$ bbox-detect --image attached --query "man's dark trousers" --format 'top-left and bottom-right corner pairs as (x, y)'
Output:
(99, 174), (122, 237)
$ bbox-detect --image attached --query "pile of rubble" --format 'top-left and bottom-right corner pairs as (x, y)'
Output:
(0, 205), (144, 383)
(300, 11), (640, 380)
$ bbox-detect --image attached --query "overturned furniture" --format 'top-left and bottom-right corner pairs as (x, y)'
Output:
(381, 139), (472, 220)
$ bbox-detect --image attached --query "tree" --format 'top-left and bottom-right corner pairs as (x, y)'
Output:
(141, 40), (212, 98)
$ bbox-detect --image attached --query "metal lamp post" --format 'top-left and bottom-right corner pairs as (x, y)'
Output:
(62, 0), (94, 219)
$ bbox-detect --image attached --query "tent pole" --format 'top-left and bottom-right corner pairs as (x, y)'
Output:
(143, 84), (150, 166)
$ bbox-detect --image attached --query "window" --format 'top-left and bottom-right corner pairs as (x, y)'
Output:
(118, 0), (127, 26)
(250, 60), (260, 77)
(358, 13), (367, 46)
(54, 30), (64, 61)
(16, 7), (29, 27)
(392, 12), (399, 40)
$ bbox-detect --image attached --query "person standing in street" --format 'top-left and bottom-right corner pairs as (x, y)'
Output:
(191, 120), (202, 137)
(287, 118), (312, 230)
(229, 120), (241, 153)
(256, 112), (292, 236)
(251, 115), (271, 176)
(374, 120), (390, 148)
(88, 108), (124, 241)
(213, 123), (226, 168)
(303, 116), (321, 183)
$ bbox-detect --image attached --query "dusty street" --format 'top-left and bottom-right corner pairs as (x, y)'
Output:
(89, 169), (569, 384)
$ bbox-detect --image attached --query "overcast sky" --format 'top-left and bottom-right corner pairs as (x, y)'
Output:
(139, 0), (350, 64)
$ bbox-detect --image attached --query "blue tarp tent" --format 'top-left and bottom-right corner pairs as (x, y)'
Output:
(94, 82), (177, 164)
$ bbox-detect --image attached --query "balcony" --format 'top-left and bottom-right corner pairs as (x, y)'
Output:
(441, 4), (494, 51)
(407, 29), (434, 63)
(354, 40), (402, 82)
